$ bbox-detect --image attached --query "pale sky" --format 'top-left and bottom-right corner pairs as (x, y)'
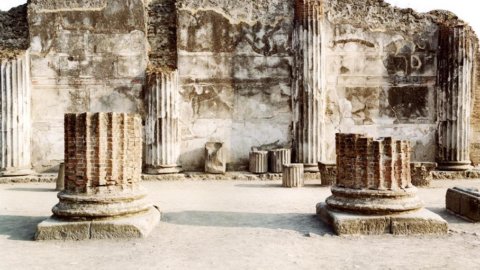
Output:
(0, 0), (478, 32)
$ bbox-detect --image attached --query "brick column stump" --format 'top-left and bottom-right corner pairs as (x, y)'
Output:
(35, 113), (160, 241)
(317, 133), (447, 235)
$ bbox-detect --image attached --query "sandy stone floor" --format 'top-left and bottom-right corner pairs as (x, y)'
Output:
(1, 179), (480, 269)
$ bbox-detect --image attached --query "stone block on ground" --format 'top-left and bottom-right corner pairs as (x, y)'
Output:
(316, 203), (448, 235)
(318, 162), (336, 186)
(411, 162), (437, 187)
(205, 142), (226, 174)
(446, 187), (480, 222)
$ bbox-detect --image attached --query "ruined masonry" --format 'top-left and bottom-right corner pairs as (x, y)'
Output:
(317, 134), (448, 235)
(35, 113), (160, 241)
(0, 0), (479, 174)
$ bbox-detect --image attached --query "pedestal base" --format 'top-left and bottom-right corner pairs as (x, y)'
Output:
(35, 207), (160, 241)
(316, 203), (447, 235)
(437, 161), (472, 171)
(0, 168), (34, 177)
(303, 163), (319, 173)
(144, 165), (183, 175)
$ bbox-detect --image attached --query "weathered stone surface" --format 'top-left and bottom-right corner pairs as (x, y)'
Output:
(282, 164), (304, 188)
(0, 0), (476, 174)
(446, 187), (480, 222)
(317, 133), (447, 235)
(249, 151), (268, 174)
(0, 4), (29, 59)
(144, 70), (182, 174)
(269, 149), (291, 173)
(292, 0), (325, 172)
(436, 20), (476, 171)
(205, 142), (226, 174)
(0, 52), (33, 176)
(318, 162), (336, 186)
(331, 134), (421, 214)
(410, 162), (437, 187)
(55, 163), (65, 191)
(317, 203), (448, 235)
(36, 113), (159, 240)
(28, 0), (148, 172)
(36, 208), (161, 241)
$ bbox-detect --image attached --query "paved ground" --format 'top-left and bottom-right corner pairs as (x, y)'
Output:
(1, 179), (480, 269)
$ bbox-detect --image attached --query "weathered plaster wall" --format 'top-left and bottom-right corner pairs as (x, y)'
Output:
(321, 0), (439, 162)
(28, 0), (148, 172)
(3, 0), (475, 172)
(176, 0), (294, 170)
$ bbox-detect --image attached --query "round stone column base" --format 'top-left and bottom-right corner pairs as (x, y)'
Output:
(316, 203), (447, 235)
(0, 168), (34, 177)
(53, 189), (152, 219)
(36, 207), (160, 240)
(437, 161), (473, 171)
(303, 163), (319, 173)
(326, 187), (424, 215)
(144, 165), (183, 175)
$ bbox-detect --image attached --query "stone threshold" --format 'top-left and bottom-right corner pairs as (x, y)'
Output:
(0, 172), (322, 184)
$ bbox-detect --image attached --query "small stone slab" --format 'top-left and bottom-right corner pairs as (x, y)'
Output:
(35, 207), (160, 241)
(316, 203), (448, 235)
(318, 162), (336, 186)
(446, 187), (480, 222)
(205, 142), (226, 174)
(410, 162), (437, 187)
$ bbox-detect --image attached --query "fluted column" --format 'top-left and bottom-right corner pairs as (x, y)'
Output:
(144, 69), (182, 174)
(0, 51), (32, 176)
(292, 0), (326, 172)
(436, 23), (477, 171)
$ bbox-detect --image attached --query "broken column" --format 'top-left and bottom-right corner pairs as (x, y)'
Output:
(282, 164), (304, 188)
(317, 133), (447, 235)
(249, 150), (268, 174)
(205, 142), (226, 174)
(36, 113), (160, 241)
(144, 69), (182, 174)
(0, 52), (32, 176)
(269, 148), (291, 173)
(436, 21), (477, 171)
(292, 0), (327, 172)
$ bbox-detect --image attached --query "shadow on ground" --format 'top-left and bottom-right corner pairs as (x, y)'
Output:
(162, 211), (333, 235)
(427, 207), (473, 225)
(7, 187), (57, 193)
(0, 215), (47, 241)
(235, 183), (325, 188)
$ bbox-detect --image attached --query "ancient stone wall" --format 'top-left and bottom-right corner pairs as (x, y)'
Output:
(0, 0), (476, 173)
(28, 0), (148, 172)
(147, 0), (177, 69)
(0, 4), (29, 59)
(176, 0), (294, 170)
(320, 0), (439, 162)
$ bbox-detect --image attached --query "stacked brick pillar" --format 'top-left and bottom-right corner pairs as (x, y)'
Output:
(0, 51), (32, 176)
(37, 113), (159, 240)
(292, 0), (327, 172)
(328, 134), (422, 214)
